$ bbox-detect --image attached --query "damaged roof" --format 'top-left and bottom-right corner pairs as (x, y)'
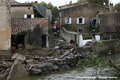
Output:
(11, 18), (48, 34)
(59, 1), (108, 10)
(11, 1), (32, 6)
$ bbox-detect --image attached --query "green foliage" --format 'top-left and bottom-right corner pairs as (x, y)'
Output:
(76, 54), (109, 71)
(40, 2), (59, 24)
(63, 24), (77, 32)
(52, 6), (59, 23)
(114, 40), (120, 47)
(114, 3), (120, 11)
(87, 0), (109, 6)
(95, 40), (104, 47)
(48, 26), (52, 34)
(109, 59), (120, 78)
(82, 33), (92, 39)
(101, 34), (110, 40)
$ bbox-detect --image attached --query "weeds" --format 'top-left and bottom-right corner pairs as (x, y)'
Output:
(76, 54), (109, 71)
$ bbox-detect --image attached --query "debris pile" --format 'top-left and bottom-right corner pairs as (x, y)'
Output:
(0, 46), (90, 79)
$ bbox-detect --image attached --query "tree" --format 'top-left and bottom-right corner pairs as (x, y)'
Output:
(114, 3), (120, 12)
(52, 6), (59, 23)
(40, 2), (59, 24)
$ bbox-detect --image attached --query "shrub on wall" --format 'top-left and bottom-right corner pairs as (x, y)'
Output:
(62, 24), (77, 32)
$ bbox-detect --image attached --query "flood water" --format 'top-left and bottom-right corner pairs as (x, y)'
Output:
(13, 68), (112, 80)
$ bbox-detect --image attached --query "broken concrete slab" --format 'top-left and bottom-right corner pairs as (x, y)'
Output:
(7, 60), (28, 80)
(12, 53), (26, 62)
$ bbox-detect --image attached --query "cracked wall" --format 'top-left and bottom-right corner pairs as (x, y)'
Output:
(0, 27), (11, 50)
(0, 0), (11, 51)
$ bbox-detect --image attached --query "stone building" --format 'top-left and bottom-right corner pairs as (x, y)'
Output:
(10, 0), (49, 50)
(59, 1), (109, 33)
(11, 0), (34, 18)
(0, 0), (11, 53)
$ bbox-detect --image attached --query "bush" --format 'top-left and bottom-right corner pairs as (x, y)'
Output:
(63, 24), (77, 32)
(76, 54), (109, 71)
(82, 33), (92, 39)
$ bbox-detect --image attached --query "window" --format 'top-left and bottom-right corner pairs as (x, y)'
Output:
(24, 14), (34, 18)
(65, 17), (71, 24)
(90, 18), (100, 29)
(77, 17), (85, 24)
(92, 18), (97, 23)
(27, 15), (31, 18)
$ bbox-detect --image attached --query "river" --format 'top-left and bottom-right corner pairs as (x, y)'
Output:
(13, 67), (114, 80)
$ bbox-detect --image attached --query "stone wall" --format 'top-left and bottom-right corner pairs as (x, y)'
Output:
(24, 25), (42, 49)
(61, 27), (79, 45)
(92, 40), (119, 56)
(99, 13), (120, 33)
(0, 27), (11, 50)
(0, 0), (11, 51)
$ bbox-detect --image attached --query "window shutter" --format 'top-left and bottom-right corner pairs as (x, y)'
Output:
(82, 18), (85, 24)
(31, 14), (34, 18)
(77, 18), (79, 24)
(24, 14), (27, 18)
(69, 18), (71, 24)
(65, 18), (67, 24)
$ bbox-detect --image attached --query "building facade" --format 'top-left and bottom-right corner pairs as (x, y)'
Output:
(10, 0), (49, 50)
(59, 2), (109, 33)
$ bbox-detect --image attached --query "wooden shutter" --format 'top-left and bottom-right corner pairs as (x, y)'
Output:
(31, 14), (34, 18)
(65, 17), (67, 24)
(24, 14), (27, 18)
(82, 18), (85, 24)
(77, 18), (79, 24)
(69, 18), (71, 24)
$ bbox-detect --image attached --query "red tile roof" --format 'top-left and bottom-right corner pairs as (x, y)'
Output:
(11, 18), (48, 34)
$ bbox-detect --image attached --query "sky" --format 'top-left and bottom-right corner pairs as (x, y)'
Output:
(16, 0), (120, 7)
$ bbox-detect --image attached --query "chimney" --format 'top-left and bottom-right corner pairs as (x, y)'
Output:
(35, 1), (38, 3)
(70, 1), (72, 4)
(109, 2), (114, 12)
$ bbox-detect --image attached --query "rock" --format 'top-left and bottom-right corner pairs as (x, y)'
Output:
(54, 46), (60, 49)
(7, 60), (28, 80)
(37, 62), (53, 69)
(12, 53), (26, 62)
(52, 65), (59, 70)
(0, 74), (6, 80)
(26, 59), (34, 64)
(30, 69), (42, 75)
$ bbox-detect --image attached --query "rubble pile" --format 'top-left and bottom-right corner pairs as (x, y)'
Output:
(0, 46), (89, 80)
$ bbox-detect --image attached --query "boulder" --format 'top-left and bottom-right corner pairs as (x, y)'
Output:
(12, 53), (26, 62)
(7, 60), (28, 80)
